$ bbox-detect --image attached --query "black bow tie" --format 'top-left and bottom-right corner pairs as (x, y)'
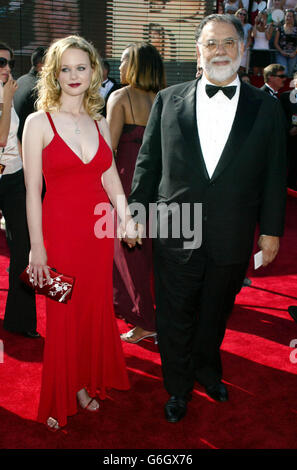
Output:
(205, 84), (237, 99)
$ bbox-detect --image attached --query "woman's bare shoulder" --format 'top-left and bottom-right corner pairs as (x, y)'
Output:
(25, 110), (49, 128)
(107, 86), (128, 106)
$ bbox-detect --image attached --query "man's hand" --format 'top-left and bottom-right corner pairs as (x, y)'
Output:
(258, 235), (280, 266)
(136, 223), (144, 245)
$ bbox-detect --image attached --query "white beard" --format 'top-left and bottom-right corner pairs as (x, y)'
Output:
(200, 46), (242, 83)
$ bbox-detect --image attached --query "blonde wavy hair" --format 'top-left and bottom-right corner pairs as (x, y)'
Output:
(36, 35), (104, 119)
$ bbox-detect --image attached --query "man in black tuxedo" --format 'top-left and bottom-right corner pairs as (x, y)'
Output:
(128, 13), (287, 423)
(261, 63), (286, 99)
(100, 60), (118, 117)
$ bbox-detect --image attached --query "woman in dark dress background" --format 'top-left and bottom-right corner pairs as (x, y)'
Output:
(107, 42), (165, 344)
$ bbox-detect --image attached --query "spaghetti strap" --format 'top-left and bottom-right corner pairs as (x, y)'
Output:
(94, 119), (100, 134)
(125, 88), (136, 124)
(46, 112), (57, 134)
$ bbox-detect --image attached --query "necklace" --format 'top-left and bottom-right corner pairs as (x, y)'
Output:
(72, 114), (81, 134)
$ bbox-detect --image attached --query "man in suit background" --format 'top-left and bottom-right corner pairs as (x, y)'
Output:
(261, 63), (286, 98)
(14, 47), (46, 199)
(100, 60), (118, 117)
(14, 46), (46, 142)
(128, 14), (287, 423)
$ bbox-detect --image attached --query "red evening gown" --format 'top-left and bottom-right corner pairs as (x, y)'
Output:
(37, 113), (129, 428)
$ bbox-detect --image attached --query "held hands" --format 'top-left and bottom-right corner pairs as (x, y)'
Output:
(119, 219), (143, 248)
(258, 235), (280, 267)
(28, 244), (51, 288)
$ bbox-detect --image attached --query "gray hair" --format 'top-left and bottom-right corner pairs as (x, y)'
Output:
(195, 14), (244, 43)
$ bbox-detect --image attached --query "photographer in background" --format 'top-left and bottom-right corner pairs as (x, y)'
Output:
(251, 11), (274, 75)
(274, 9), (297, 78)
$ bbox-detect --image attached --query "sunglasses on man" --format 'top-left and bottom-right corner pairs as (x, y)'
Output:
(0, 57), (15, 69)
(271, 74), (286, 78)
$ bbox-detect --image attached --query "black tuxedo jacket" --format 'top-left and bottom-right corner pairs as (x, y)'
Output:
(101, 78), (118, 117)
(129, 79), (287, 265)
(280, 90), (297, 130)
(260, 84), (278, 98)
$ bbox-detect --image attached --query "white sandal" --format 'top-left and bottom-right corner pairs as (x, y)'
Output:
(46, 417), (60, 432)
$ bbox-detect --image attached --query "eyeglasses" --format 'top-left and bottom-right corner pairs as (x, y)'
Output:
(238, 12), (247, 16)
(198, 38), (238, 52)
(0, 57), (15, 69)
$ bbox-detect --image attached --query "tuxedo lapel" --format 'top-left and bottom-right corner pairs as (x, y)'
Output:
(171, 81), (262, 183)
(210, 82), (262, 182)
(172, 79), (210, 181)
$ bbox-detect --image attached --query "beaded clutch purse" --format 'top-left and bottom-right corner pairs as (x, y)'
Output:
(20, 266), (75, 304)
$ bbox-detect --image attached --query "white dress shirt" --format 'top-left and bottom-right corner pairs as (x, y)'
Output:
(265, 83), (278, 98)
(196, 74), (241, 179)
(0, 86), (23, 176)
(100, 78), (115, 99)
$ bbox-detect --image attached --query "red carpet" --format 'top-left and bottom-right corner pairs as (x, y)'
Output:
(0, 196), (297, 450)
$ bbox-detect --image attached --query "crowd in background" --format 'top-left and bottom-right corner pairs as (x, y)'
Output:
(218, 0), (297, 77)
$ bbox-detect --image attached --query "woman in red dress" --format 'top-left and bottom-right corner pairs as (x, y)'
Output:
(22, 35), (138, 430)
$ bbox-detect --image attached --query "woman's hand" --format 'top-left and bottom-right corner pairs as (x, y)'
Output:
(28, 244), (50, 288)
(3, 74), (18, 103)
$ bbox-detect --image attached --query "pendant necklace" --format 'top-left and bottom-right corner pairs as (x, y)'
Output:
(72, 114), (81, 134)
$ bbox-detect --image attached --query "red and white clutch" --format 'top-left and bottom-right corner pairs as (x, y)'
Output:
(20, 266), (75, 304)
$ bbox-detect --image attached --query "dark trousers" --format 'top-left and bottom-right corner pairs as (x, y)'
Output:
(154, 247), (247, 397)
(1, 169), (36, 333)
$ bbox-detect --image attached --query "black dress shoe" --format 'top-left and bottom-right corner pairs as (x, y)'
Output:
(205, 382), (228, 402)
(288, 306), (297, 323)
(22, 330), (41, 339)
(164, 396), (188, 423)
